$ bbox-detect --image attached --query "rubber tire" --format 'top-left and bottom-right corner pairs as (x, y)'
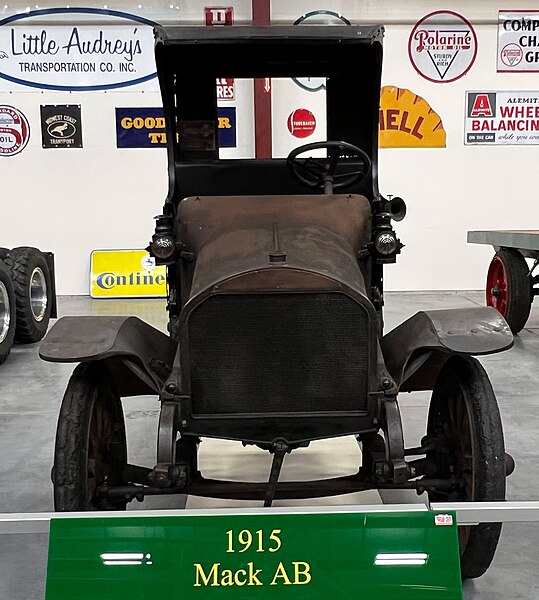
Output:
(0, 261), (16, 365)
(0, 248), (10, 261)
(427, 356), (506, 580)
(53, 362), (128, 511)
(487, 249), (532, 334)
(4, 246), (53, 343)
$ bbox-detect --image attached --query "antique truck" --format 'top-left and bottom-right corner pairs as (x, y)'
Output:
(41, 25), (514, 579)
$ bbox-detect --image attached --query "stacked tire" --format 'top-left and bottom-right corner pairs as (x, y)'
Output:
(0, 247), (55, 365)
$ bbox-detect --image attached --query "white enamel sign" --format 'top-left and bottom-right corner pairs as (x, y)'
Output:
(408, 11), (477, 83)
(498, 11), (539, 72)
(0, 8), (158, 91)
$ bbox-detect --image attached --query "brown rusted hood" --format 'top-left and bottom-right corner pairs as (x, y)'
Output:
(176, 194), (372, 302)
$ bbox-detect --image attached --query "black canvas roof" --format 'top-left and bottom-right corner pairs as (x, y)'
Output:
(154, 25), (384, 202)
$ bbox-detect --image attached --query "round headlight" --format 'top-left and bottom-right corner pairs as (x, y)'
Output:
(374, 232), (398, 255)
(151, 234), (175, 259)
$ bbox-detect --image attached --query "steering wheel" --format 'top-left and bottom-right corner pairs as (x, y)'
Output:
(287, 140), (372, 195)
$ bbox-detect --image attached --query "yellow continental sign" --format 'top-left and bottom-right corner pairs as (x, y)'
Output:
(90, 250), (167, 298)
(379, 86), (446, 148)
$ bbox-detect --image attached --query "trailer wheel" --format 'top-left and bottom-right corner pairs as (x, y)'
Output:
(0, 261), (16, 365)
(0, 248), (9, 261)
(53, 362), (129, 511)
(486, 248), (532, 334)
(426, 356), (505, 579)
(4, 246), (53, 343)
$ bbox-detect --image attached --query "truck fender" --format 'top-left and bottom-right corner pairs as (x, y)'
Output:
(40, 316), (177, 396)
(381, 307), (513, 392)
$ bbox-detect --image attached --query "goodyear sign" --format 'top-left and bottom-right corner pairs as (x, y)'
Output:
(116, 107), (237, 148)
(90, 250), (166, 298)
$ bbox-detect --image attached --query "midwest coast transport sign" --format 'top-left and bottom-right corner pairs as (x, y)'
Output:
(409, 11), (477, 83)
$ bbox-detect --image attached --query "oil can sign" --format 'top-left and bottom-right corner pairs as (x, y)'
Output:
(498, 11), (539, 72)
(0, 8), (158, 91)
(465, 91), (539, 144)
(409, 11), (477, 83)
(40, 105), (82, 148)
(0, 105), (30, 156)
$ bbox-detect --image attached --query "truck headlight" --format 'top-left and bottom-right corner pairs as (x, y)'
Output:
(151, 234), (175, 259)
(374, 231), (398, 255)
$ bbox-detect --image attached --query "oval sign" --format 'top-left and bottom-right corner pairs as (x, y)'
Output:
(408, 11), (478, 83)
(0, 8), (158, 91)
(47, 120), (76, 138)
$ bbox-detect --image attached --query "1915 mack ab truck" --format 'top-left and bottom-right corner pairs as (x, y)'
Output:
(41, 25), (514, 579)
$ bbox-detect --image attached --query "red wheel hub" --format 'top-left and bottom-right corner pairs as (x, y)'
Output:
(486, 256), (508, 315)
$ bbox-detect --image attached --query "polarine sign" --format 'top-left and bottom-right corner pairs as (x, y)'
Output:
(0, 8), (158, 91)
(408, 11), (477, 83)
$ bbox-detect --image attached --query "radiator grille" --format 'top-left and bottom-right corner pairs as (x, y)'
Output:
(187, 293), (370, 415)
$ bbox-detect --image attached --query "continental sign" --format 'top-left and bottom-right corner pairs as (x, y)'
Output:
(90, 249), (166, 298)
(379, 86), (446, 148)
(115, 107), (236, 148)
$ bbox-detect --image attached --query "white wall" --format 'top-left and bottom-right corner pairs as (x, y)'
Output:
(2, 0), (538, 293)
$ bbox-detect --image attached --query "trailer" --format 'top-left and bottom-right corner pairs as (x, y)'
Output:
(467, 230), (539, 334)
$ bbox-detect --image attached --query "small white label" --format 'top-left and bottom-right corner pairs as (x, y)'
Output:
(435, 513), (454, 526)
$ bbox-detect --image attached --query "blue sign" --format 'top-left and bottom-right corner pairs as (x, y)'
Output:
(116, 107), (237, 148)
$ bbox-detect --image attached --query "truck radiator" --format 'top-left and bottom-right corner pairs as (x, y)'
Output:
(187, 293), (370, 415)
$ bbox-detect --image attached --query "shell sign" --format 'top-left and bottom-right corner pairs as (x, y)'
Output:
(379, 86), (446, 148)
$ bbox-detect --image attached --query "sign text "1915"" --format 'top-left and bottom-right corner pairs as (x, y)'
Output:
(193, 528), (312, 587)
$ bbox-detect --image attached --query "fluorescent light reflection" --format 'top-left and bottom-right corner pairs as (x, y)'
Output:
(374, 553), (428, 566)
(101, 552), (152, 566)
(101, 553), (144, 560)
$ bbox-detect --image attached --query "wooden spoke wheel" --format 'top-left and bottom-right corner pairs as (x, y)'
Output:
(53, 362), (129, 511)
(426, 356), (506, 579)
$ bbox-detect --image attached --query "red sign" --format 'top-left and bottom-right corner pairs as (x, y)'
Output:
(216, 78), (235, 100)
(205, 7), (233, 25)
(0, 105), (30, 156)
(287, 108), (316, 138)
(470, 94), (494, 118)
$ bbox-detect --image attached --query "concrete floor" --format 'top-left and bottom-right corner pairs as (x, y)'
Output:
(1, 291), (539, 599)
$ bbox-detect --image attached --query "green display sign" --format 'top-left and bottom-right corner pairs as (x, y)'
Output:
(45, 509), (462, 599)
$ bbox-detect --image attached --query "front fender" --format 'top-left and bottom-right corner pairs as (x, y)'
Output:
(381, 307), (513, 391)
(40, 316), (176, 396)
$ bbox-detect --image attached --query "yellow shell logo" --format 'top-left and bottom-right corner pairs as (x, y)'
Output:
(379, 86), (446, 148)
